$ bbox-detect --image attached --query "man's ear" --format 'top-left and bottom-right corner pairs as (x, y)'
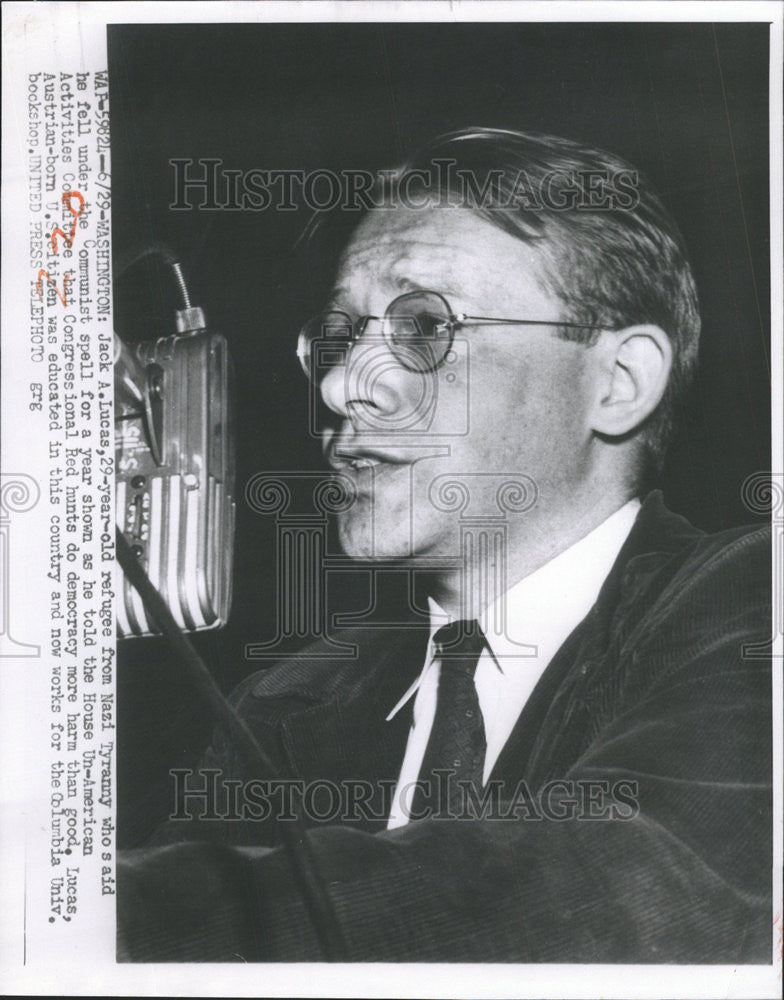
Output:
(589, 325), (673, 438)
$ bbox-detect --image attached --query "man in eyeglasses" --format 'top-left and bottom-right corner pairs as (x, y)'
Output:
(118, 129), (772, 963)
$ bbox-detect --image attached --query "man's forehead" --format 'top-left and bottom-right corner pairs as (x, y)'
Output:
(332, 205), (552, 311)
(337, 207), (473, 274)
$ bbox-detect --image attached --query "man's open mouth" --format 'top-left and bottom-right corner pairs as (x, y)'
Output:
(346, 456), (379, 470)
(328, 446), (411, 472)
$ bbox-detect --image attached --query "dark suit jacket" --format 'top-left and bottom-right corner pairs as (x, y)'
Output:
(118, 492), (773, 963)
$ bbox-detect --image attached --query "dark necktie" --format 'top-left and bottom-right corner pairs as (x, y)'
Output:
(411, 620), (487, 820)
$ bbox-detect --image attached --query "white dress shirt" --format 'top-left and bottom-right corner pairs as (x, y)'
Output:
(385, 499), (641, 829)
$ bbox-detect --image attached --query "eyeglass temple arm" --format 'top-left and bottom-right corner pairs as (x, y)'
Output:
(452, 314), (609, 330)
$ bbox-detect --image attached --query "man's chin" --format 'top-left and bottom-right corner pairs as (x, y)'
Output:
(337, 515), (409, 562)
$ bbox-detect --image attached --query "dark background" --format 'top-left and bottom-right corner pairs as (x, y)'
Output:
(108, 21), (771, 846)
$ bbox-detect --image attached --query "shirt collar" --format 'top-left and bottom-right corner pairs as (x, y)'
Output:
(386, 498), (641, 721)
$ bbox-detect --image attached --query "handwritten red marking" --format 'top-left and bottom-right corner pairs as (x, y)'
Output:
(50, 225), (74, 253)
(36, 269), (71, 307)
(63, 189), (85, 218)
(36, 189), (86, 307)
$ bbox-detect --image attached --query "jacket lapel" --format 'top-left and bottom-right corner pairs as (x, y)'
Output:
(489, 491), (703, 790)
(277, 625), (428, 830)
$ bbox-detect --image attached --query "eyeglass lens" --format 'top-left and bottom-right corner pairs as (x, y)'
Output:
(298, 291), (454, 383)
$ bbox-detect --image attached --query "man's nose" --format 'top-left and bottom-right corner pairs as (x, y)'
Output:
(319, 336), (432, 431)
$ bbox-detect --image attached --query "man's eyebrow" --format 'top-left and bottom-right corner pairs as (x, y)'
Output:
(392, 276), (426, 293)
(391, 275), (463, 300)
(326, 277), (461, 310)
(325, 278), (423, 310)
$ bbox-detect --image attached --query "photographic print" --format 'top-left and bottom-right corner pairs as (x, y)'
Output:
(1, 2), (781, 996)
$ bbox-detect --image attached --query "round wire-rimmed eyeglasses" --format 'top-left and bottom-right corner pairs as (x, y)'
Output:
(296, 289), (613, 384)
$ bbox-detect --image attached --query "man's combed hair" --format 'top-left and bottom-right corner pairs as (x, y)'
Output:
(386, 128), (701, 480)
(301, 127), (700, 480)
